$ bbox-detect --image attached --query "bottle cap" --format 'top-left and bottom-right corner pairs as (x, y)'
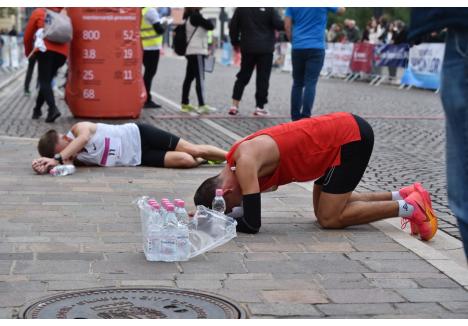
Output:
(166, 204), (175, 212)
(177, 200), (185, 208)
(161, 198), (169, 202)
(216, 189), (223, 196)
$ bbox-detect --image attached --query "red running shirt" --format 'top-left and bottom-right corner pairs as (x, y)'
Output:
(226, 112), (361, 191)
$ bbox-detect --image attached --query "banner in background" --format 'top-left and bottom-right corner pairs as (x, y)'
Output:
(320, 43), (334, 75)
(401, 43), (445, 90)
(281, 43), (292, 72)
(329, 43), (354, 77)
(350, 42), (374, 74)
(374, 44), (409, 68)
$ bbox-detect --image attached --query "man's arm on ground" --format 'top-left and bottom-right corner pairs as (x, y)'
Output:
(233, 148), (262, 233)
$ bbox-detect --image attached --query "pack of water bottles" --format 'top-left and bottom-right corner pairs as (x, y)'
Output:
(135, 190), (237, 262)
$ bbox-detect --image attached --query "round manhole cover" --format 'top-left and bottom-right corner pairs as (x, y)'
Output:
(21, 287), (246, 319)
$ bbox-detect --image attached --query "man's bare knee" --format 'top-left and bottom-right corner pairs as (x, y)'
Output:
(316, 213), (344, 229)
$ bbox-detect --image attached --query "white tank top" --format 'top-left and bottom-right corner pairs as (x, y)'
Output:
(67, 123), (142, 167)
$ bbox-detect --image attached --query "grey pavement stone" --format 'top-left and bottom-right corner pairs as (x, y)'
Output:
(0, 281), (47, 293)
(316, 303), (396, 316)
(364, 272), (447, 279)
(261, 289), (328, 304)
(0, 253), (33, 260)
(287, 253), (371, 273)
(440, 301), (468, 313)
(397, 288), (468, 302)
(0, 308), (13, 318)
(414, 278), (460, 288)
(394, 302), (450, 315)
(214, 289), (263, 304)
(346, 251), (419, 260)
(179, 260), (247, 274)
(325, 289), (405, 303)
(0, 262), (11, 275)
(247, 303), (322, 317)
(14, 261), (90, 274)
(223, 279), (320, 291)
(369, 278), (419, 289)
(175, 280), (223, 290)
(46, 280), (117, 291)
(36, 253), (104, 261)
(92, 259), (179, 275)
(359, 259), (440, 273)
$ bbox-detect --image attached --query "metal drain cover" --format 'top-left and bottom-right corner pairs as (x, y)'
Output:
(21, 287), (246, 319)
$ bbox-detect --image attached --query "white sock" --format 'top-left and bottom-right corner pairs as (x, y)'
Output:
(392, 191), (403, 201)
(398, 200), (414, 217)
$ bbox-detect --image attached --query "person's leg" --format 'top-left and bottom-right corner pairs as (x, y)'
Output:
(255, 53), (273, 109)
(194, 55), (206, 106)
(301, 49), (325, 118)
(441, 28), (468, 256)
(44, 52), (66, 122)
(34, 52), (52, 115)
(182, 55), (196, 105)
(142, 50), (156, 103)
(232, 52), (256, 107)
(315, 191), (399, 228)
(24, 54), (37, 93)
(291, 49), (306, 121)
(174, 138), (227, 161)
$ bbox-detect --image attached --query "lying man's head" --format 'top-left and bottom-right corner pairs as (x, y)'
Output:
(194, 171), (243, 213)
(37, 130), (70, 158)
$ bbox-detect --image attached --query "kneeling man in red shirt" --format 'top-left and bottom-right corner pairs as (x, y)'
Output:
(194, 112), (437, 241)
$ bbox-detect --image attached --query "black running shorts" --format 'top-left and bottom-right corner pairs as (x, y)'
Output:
(137, 123), (180, 167)
(314, 115), (374, 194)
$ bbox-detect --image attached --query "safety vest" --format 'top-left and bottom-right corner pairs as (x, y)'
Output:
(207, 30), (213, 45)
(141, 7), (163, 49)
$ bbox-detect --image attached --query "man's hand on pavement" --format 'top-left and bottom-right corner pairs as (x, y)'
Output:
(32, 157), (58, 174)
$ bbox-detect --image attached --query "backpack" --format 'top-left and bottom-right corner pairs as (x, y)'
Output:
(43, 9), (73, 43)
(172, 21), (197, 56)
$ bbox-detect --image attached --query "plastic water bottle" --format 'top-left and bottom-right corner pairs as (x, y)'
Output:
(212, 189), (226, 214)
(174, 199), (189, 225)
(49, 164), (76, 176)
(146, 223), (162, 261)
(159, 205), (178, 261)
(176, 223), (190, 261)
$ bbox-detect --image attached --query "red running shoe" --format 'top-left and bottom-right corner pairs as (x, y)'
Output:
(404, 188), (438, 241)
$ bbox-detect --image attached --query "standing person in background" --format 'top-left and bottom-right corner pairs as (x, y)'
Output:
(284, 7), (345, 121)
(23, 7), (69, 123)
(227, 7), (284, 117)
(180, 8), (216, 114)
(343, 19), (361, 43)
(408, 8), (468, 258)
(23, 53), (37, 96)
(141, 7), (165, 109)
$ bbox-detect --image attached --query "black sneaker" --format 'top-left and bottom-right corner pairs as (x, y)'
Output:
(144, 100), (162, 109)
(32, 108), (42, 119)
(45, 107), (61, 123)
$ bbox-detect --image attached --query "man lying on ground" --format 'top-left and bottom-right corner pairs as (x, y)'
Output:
(194, 112), (437, 241)
(32, 122), (227, 173)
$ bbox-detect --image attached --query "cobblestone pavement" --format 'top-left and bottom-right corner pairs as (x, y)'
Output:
(1, 136), (467, 319)
(0, 55), (467, 319)
(0, 55), (458, 239)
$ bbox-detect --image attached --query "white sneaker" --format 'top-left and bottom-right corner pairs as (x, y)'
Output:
(197, 105), (217, 114)
(253, 107), (270, 116)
